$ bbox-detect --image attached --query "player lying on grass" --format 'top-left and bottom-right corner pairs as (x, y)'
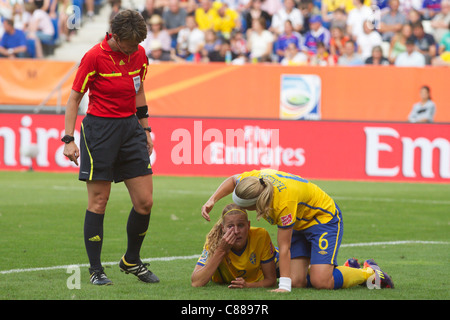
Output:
(192, 204), (278, 288)
(201, 169), (394, 292)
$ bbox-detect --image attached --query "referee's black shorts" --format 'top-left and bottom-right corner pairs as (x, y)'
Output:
(79, 114), (153, 183)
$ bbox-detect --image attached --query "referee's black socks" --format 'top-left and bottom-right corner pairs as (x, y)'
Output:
(84, 210), (105, 270)
(124, 207), (150, 264)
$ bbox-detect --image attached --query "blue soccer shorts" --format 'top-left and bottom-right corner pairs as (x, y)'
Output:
(289, 205), (343, 266)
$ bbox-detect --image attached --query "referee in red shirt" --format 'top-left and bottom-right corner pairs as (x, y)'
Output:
(62, 9), (159, 285)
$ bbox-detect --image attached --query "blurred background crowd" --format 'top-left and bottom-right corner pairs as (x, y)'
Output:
(0, 0), (449, 65)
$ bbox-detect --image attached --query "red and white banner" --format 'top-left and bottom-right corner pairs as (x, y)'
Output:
(0, 114), (448, 183)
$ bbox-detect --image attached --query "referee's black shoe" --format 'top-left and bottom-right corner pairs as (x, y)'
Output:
(119, 256), (160, 283)
(89, 267), (113, 286)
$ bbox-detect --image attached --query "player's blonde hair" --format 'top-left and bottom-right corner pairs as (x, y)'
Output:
(234, 176), (273, 220)
(205, 204), (248, 261)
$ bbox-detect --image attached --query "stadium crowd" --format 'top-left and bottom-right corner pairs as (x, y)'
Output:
(0, 0), (449, 66)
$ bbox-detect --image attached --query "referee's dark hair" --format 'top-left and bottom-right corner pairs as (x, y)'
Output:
(111, 9), (147, 44)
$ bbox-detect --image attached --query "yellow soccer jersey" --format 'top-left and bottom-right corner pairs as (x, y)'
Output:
(196, 227), (276, 284)
(236, 169), (337, 230)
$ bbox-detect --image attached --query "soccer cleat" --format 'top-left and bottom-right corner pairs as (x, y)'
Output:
(119, 256), (160, 283)
(363, 259), (395, 289)
(344, 258), (361, 269)
(89, 267), (113, 286)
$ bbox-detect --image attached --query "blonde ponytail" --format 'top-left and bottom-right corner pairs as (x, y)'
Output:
(234, 176), (273, 220)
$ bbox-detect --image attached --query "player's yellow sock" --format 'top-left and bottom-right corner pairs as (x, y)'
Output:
(334, 266), (374, 289)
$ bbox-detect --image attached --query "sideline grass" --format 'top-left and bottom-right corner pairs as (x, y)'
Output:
(0, 171), (448, 300)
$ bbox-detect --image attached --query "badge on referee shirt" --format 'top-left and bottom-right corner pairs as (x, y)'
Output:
(133, 75), (141, 94)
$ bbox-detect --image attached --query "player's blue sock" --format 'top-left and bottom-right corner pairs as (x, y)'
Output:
(333, 268), (344, 289)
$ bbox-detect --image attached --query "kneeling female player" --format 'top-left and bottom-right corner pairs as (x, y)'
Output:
(201, 169), (394, 292)
(192, 204), (278, 288)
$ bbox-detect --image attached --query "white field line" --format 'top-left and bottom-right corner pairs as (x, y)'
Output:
(0, 240), (448, 275)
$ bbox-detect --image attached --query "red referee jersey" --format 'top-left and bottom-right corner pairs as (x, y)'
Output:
(72, 34), (149, 118)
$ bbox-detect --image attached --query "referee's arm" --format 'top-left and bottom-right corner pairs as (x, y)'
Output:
(135, 83), (153, 156)
(63, 90), (84, 165)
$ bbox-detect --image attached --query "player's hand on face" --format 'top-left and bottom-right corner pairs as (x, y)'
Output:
(219, 226), (236, 252)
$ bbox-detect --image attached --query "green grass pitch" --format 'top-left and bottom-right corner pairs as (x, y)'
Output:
(0, 171), (448, 300)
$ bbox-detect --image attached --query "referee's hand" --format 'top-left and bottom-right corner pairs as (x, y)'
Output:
(63, 142), (79, 166)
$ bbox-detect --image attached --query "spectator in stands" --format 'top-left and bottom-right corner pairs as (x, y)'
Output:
(183, 0), (200, 16)
(0, 18), (27, 58)
(242, 0), (272, 33)
(163, 0), (188, 48)
(338, 39), (364, 65)
(408, 85), (436, 123)
(147, 39), (174, 62)
(430, 0), (450, 43)
(411, 21), (436, 64)
(230, 30), (248, 56)
(195, 0), (218, 31)
(320, 0), (356, 27)
(346, 0), (372, 40)
(432, 21), (450, 65)
(201, 28), (222, 57)
(407, 8), (423, 25)
(141, 0), (163, 22)
(397, 0), (423, 15)
(365, 45), (390, 64)
(176, 14), (205, 60)
(421, 0), (442, 20)
(142, 14), (172, 56)
(204, 39), (237, 61)
(298, 0), (315, 35)
(388, 23), (412, 63)
(110, 0), (122, 23)
(395, 36), (426, 66)
(84, 0), (95, 21)
(261, 0), (283, 17)
(57, 0), (75, 43)
(329, 7), (348, 31)
(309, 41), (336, 65)
(329, 25), (349, 57)
(270, 0), (304, 35)
(220, 0), (249, 12)
(213, 2), (240, 39)
(379, 0), (408, 42)
(357, 19), (383, 60)
(374, 0), (390, 12)
(301, 15), (331, 56)
(247, 16), (274, 62)
(24, 1), (55, 58)
(12, 2), (30, 31)
(274, 20), (302, 62)
(34, 0), (57, 19)
(280, 41), (308, 65)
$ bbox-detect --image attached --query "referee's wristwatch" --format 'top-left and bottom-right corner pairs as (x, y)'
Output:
(143, 127), (152, 133)
(61, 135), (75, 144)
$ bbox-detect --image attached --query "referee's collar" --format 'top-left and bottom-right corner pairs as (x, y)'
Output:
(100, 33), (114, 52)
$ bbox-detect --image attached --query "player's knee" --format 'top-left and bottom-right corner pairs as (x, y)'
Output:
(89, 195), (109, 213)
(310, 276), (334, 290)
(292, 277), (308, 288)
(135, 198), (153, 214)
